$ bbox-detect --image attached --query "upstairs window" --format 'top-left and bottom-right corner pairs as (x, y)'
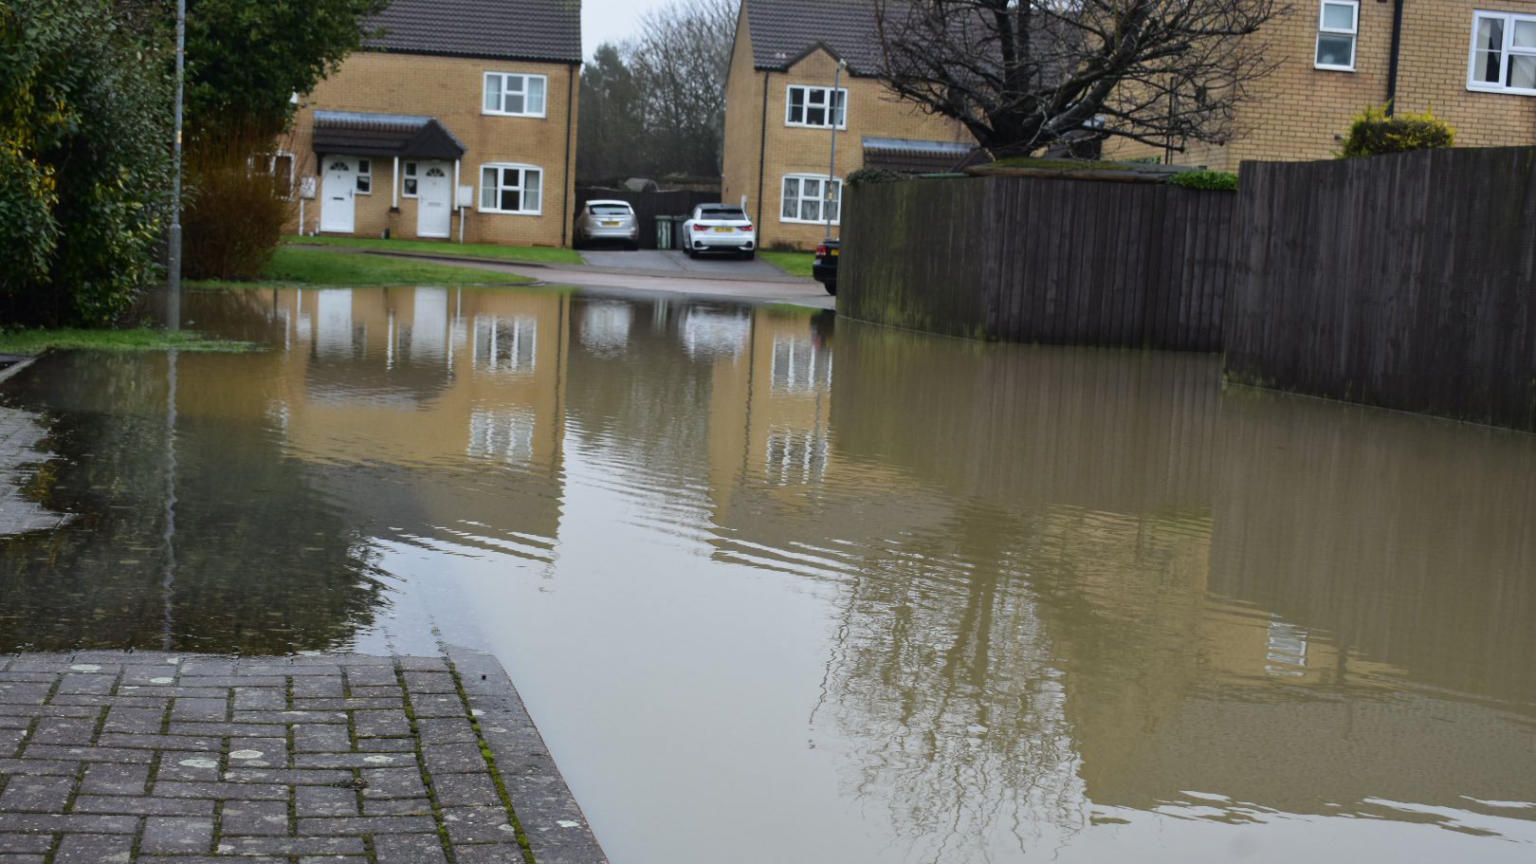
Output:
(786, 85), (847, 128)
(484, 72), (548, 117)
(1315, 0), (1358, 71)
(1469, 11), (1536, 93)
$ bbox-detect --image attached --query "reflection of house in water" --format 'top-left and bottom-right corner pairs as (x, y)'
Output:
(252, 287), (570, 560)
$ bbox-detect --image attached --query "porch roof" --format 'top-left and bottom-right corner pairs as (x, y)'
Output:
(312, 111), (467, 161)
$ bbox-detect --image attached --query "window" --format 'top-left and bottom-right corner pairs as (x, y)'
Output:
(483, 72), (548, 117)
(479, 164), (543, 215)
(786, 85), (847, 128)
(1315, 0), (1358, 70)
(355, 158), (372, 194)
(780, 175), (842, 224)
(402, 162), (419, 198)
(1469, 11), (1536, 93)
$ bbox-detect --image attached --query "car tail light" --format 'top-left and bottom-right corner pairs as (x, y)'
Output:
(815, 244), (829, 256)
(693, 224), (709, 232)
(741, 224), (753, 232)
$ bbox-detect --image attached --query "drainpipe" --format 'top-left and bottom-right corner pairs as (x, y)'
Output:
(1385, 0), (1405, 115)
(755, 71), (771, 238)
(454, 159), (463, 243)
(562, 63), (575, 247)
(824, 59), (846, 242)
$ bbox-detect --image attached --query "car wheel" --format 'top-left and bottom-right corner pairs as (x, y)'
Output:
(687, 247), (698, 259)
(739, 250), (755, 261)
(825, 282), (837, 296)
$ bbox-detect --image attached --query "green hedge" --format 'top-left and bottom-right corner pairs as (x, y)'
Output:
(1168, 170), (1238, 191)
(1339, 104), (1455, 158)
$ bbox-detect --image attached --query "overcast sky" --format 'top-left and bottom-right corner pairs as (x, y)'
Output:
(581, 0), (679, 58)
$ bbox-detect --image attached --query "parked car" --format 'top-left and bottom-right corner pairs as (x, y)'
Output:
(813, 240), (838, 295)
(681, 204), (756, 259)
(575, 200), (640, 250)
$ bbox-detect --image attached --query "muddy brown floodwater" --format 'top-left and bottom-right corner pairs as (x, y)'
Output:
(2, 285), (1534, 864)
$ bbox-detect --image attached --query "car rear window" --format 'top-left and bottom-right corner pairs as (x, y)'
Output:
(589, 205), (632, 216)
(699, 207), (746, 220)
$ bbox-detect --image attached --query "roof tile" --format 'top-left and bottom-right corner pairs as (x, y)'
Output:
(365, 0), (582, 64)
(745, 0), (886, 75)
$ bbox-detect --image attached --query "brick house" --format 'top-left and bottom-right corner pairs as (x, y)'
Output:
(1110, 0), (1536, 169)
(721, 0), (975, 250)
(285, 0), (581, 247)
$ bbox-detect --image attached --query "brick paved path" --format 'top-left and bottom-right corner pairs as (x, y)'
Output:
(0, 650), (606, 864)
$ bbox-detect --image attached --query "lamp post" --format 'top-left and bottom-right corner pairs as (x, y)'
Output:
(167, 0), (186, 331)
(824, 58), (846, 242)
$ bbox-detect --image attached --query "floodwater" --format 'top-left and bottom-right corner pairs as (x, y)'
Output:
(3, 285), (1535, 864)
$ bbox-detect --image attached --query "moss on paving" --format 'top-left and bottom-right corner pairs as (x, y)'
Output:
(759, 250), (814, 278)
(192, 247), (534, 288)
(286, 234), (583, 265)
(0, 328), (257, 355)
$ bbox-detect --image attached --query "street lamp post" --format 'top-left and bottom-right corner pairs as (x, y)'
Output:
(824, 59), (846, 242)
(167, 0), (186, 331)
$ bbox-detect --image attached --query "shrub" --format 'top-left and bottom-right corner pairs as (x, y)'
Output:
(1168, 170), (1239, 191)
(1339, 104), (1455, 158)
(182, 128), (295, 281)
(0, 0), (171, 327)
(846, 167), (908, 187)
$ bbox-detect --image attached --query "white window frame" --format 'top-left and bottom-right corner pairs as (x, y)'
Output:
(1467, 10), (1536, 94)
(785, 85), (848, 129)
(780, 174), (842, 225)
(355, 158), (372, 195)
(478, 163), (544, 216)
(483, 72), (549, 118)
(401, 161), (419, 199)
(1314, 0), (1359, 72)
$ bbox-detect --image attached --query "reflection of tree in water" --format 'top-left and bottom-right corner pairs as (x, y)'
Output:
(0, 352), (385, 654)
(814, 503), (1088, 862)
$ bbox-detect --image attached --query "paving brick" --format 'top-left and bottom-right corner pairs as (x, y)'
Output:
(96, 734), (219, 752)
(0, 813), (137, 833)
(140, 816), (215, 854)
(295, 786), (359, 818)
(403, 672), (457, 694)
(54, 833), (134, 863)
(79, 763), (149, 796)
(432, 773), (501, 808)
(156, 752), (223, 782)
(356, 738), (415, 753)
(19, 744), (152, 764)
(294, 725), (352, 753)
(0, 834), (52, 853)
(440, 807), (519, 845)
(359, 769), (428, 800)
(415, 719), (477, 745)
(221, 836), (367, 856)
(354, 710), (411, 737)
(54, 674), (114, 696)
(0, 854), (45, 863)
(101, 706), (166, 735)
(291, 677), (345, 699)
(407, 695), (464, 718)
(170, 698), (227, 723)
(233, 688), (287, 711)
(0, 684), (50, 706)
(0, 759), (79, 776)
(298, 815), (437, 835)
(220, 799), (291, 836)
(363, 797), (432, 817)
(295, 752), (412, 769)
(423, 743), (490, 776)
(232, 710), (347, 725)
(168, 722), (285, 738)
(73, 795), (213, 816)
(0, 776), (75, 812)
(374, 833), (450, 864)
(150, 781), (289, 801)
(222, 768), (355, 786)
(342, 667), (398, 688)
(454, 846), (527, 864)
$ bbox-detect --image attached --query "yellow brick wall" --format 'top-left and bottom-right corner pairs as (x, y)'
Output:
(284, 51), (579, 247)
(1108, 0), (1536, 169)
(724, 41), (973, 250)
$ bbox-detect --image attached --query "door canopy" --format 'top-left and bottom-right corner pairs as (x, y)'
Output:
(312, 110), (467, 161)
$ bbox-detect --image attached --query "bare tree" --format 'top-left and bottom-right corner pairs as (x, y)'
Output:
(874, 0), (1280, 157)
(626, 0), (735, 177)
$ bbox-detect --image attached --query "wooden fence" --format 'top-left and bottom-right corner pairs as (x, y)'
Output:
(1227, 147), (1536, 431)
(574, 187), (720, 249)
(839, 176), (1236, 352)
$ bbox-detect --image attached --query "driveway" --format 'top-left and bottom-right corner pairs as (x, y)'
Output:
(580, 248), (800, 282)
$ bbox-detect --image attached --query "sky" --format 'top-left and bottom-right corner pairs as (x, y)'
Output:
(581, 0), (678, 59)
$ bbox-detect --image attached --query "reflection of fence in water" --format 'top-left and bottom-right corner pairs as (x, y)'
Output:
(763, 425), (828, 486)
(770, 335), (832, 395)
(472, 316), (537, 373)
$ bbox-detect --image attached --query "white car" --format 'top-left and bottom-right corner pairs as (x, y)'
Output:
(681, 204), (756, 259)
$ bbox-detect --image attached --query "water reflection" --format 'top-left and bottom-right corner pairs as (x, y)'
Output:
(0, 286), (1532, 863)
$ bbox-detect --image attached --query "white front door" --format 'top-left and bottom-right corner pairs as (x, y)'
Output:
(320, 157), (357, 234)
(417, 163), (452, 239)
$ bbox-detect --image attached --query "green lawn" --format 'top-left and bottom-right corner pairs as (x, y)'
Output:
(194, 247), (535, 288)
(760, 250), (815, 278)
(286, 234), (582, 265)
(0, 328), (256, 356)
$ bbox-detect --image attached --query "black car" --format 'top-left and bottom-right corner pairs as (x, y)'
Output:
(812, 240), (838, 296)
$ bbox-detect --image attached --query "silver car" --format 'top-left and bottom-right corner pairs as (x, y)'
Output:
(575, 200), (640, 249)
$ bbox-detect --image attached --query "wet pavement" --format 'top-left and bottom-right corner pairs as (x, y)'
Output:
(0, 649), (604, 863)
(577, 249), (800, 282)
(1, 285), (1534, 864)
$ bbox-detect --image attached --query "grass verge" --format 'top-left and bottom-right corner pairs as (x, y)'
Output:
(193, 247), (535, 287)
(286, 234), (583, 265)
(759, 250), (815, 278)
(0, 328), (257, 356)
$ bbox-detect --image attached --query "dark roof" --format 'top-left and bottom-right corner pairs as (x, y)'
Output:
(364, 0), (581, 64)
(744, 0), (886, 76)
(313, 111), (467, 160)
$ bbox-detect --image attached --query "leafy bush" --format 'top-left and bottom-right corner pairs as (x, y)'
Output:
(1339, 104), (1455, 158)
(0, 0), (171, 327)
(1168, 170), (1239, 191)
(183, 128), (295, 280)
(846, 167), (909, 187)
